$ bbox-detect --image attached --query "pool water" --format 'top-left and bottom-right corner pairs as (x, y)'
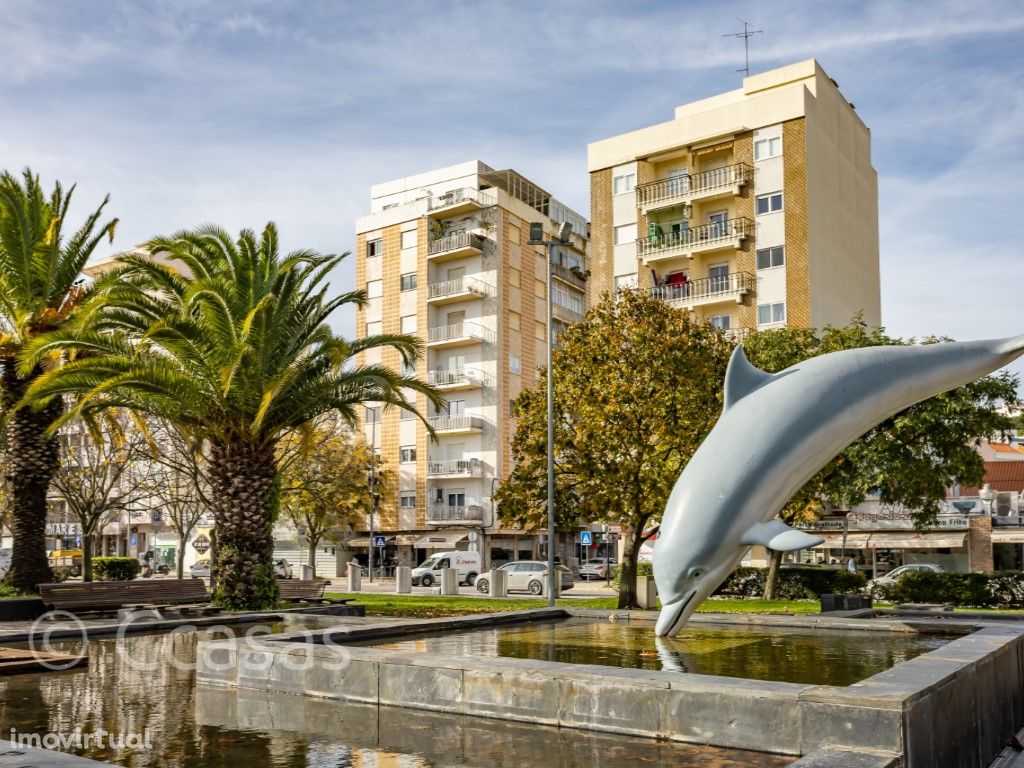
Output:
(364, 618), (952, 686)
(0, 625), (790, 767)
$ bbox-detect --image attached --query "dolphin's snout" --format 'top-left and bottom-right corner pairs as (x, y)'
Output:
(655, 592), (695, 637)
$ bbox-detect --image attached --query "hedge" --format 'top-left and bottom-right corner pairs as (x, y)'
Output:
(92, 557), (141, 581)
(869, 571), (1024, 609)
(610, 563), (863, 599)
(713, 567), (866, 599)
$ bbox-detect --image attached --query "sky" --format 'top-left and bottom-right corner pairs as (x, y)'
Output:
(2, 0), (1023, 377)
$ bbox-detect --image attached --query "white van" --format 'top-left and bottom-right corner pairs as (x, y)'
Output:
(411, 551), (481, 587)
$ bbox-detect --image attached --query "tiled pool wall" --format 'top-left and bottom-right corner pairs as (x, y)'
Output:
(195, 608), (1024, 768)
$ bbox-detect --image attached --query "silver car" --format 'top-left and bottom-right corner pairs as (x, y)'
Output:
(476, 560), (574, 594)
(867, 563), (944, 590)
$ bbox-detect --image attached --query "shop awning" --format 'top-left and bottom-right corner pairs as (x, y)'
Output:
(867, 532), (967, 549)
(991, 529), (1024, 544)
(412, 531), (469, 549)
(811, 533), (872, 549)
(395, 534), (420, 546)
(346, 536), (395, 548)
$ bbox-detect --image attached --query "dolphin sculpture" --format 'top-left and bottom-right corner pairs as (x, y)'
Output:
(653, 335), (1024, 637)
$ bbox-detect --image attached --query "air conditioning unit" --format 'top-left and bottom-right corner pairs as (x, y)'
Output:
(997, 492), (1015, 516)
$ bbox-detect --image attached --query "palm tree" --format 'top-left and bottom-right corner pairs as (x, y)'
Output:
(0, 169), (117, 592)
(24, 223), (439, 608)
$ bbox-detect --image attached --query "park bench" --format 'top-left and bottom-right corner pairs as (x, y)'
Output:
(276, 579), (354, 605)
(38, 579), (219, 618)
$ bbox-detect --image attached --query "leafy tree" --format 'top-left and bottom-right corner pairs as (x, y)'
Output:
(23, 223), (439, 608)
(496, 290), (732, 608)
(0, 169), (117, 592)
(279, 424), (389, 578)
(51, 411), (156, 581)
(744, 320), (1018, 596)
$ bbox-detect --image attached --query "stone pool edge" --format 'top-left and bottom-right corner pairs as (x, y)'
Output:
(194, 607), (1024, 768)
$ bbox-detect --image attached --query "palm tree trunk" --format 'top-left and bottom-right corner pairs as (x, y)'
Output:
(208, 438), (279, 609)
(1, 361), (60, 593)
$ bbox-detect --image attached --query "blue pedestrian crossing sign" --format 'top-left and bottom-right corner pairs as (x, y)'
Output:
(373, 535), (387, 548)
(580, 531), (592, 545)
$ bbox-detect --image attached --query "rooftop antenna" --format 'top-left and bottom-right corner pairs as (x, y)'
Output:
(723, 19), (763, 78)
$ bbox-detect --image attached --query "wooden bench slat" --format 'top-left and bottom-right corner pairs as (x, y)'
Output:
(39, 579), (210, 612)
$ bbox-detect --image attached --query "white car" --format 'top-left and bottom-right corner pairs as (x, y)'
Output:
(189, 560), (211, 579)
(578, 560), (615, 580)
(867, 563), (944, 590)
(475, 560), (574, 595)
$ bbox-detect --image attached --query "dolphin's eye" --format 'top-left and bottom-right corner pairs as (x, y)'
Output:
(688, 567), (706, 579)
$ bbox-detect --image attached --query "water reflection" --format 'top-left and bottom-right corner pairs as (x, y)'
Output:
(366, 618), (952, 686)
(0, 627), (788, 767)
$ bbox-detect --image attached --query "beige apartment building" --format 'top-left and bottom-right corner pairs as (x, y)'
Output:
(353, 161), (588, 571)
(588, 59), (880, 336)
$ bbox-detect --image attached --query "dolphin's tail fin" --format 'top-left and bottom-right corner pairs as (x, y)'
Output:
(998, 335), (1024, 357)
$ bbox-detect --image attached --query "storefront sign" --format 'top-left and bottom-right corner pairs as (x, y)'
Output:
(46, 522), (82, 536)
(806, 514), (970, 532)
(192, 534), (211, 554)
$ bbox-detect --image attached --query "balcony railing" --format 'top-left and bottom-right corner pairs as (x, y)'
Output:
(549, 262), (587, 288)
(425, 368), (490, 388)
(427, 276), (489, 301)
(722, 326), (753, 343)
(426, 505), (485, 524)
(426, 458), (483, 477)
(551, 303), (583, 324)
(427, 232), (486, 259)
(636, 163), (752, 210)
(427, 188), (496, 215)
(637, 217), (753, 262)
(650, 272), (755, 308)
(426, 321), (494, 345)
(427, 415), (485, 433)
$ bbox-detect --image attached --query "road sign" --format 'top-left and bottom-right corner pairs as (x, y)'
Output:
(130, 535), (137, 547)
(373, 535), (387, 548)
(580, 531), (592, 545)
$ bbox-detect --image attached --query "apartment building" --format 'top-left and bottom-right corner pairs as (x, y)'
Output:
(353, 161), (588, 570)
(588, 59), (880, 337)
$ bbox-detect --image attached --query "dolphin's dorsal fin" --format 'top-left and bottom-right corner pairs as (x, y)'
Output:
(741, 520), (824, 552)
(724, 345), (773, 409)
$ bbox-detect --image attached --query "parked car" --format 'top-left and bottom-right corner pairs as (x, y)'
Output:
(411, 551), (481, 587)
(578, 560), (615, 580)
(190, 559), (211, 579)
(475, 560), (574, 595)
(867, 563), (944, 591)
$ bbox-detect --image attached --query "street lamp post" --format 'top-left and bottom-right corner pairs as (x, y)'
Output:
(367, 412), (379, 584)
(528, 220), (573, 607)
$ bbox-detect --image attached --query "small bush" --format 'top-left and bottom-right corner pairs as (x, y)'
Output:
(92, 557), (141, 581)
(714, 567), (866, 599)
(609, 561), (652, 589)
(871, 571), (1024, 609)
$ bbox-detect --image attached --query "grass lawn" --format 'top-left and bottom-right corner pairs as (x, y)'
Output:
(324, 592), (822, 618)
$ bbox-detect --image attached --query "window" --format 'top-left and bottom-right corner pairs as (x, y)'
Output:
(508, 311), (520, 332)
(400, 315), (416, 334)
(400, 446), (416, 463)
(508, 225), (521, 244)
(754, 136), (782, 160)
(401, 230), (417, 249)
(535, 321), (546, 341)
(365, 406), (381, 423)
(366, 279), (382, 298)
(612, 173), (636, 195)
(365, 320), (382, 336)
(400, 272), (417, 291)
(552, 283), (584, 315)
(399, 492), (416, 508)
(710, 315), (731, 330)
(757, 302), (786, 325)
(756, 246), (785, 269)
(367, 238), (383, 258)
(756, 192), (783, 215)
(614, 273), (638, 292)
(509, 355), (522, 375)
(509, 267), (521, 288)
(534, 279), (545, 299)
(614, 224), (637, 245)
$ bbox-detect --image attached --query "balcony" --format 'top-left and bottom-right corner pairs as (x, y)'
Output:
(426, 505), (486, 526)
(550, 262), (587, 289)
(551, 303), (583, 324)
(426, 321), (494, 349)
(637, 163), (752, 213)
(427, 415), (485, 435)
(427, 458), (483, 479)
(637, 217), (753, 264)
(722, 326), (753, 343)
(427, 188), (496, 218)
(427, 232), (486, 263)
(427, 276), (489, 305)
(426, 368), (490, 391)
(650, 272), (755, 310)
